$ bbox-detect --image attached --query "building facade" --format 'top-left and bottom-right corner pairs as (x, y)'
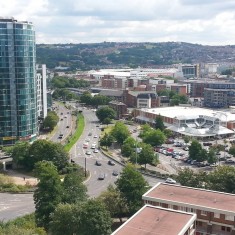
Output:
(0, 18), (38, 145)
(143, 183), (235, 235)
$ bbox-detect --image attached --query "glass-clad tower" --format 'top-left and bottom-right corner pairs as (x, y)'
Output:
(0, 17), (38, 145)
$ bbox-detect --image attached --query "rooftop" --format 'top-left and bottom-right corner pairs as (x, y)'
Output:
(143, 183), (235, 214)
(112, 205), (195, 235)
(139, 106), (235, 122)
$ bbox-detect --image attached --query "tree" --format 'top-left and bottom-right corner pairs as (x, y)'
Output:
(49, 203), (81, 235)
(111, 121), (130, 145)
(34, 161), (63, 230)
(177, 168), (207, 188)
(229, 145), (235, 157)
(163, 129), (173, 139)
(155, 115), (165, 131)
(11, 141), (30, 167)
(91, 95), (111, 107)
(208, 166), (235, 193)
(102, 117), (112, 125)
(28, 140), (68, 171)
(183, 135), (190, 144)
(79, 199), (112, 235)
(98, 185), (128, 223)
(207, 149), (218, 165)
(62, 171), (88, 204)
(96, 107), (116, 123)
(189, 140), (203, 160)
(79, 91), (92, 105)
(121, 137), (136, 158)
(139, 124), (152, 138)
(100, 133), (114, 149)
(43, 111), (59, 130)
(116, 164), (149, 214)
(142, 129), (166, 147)
(138, 143), (155, 168)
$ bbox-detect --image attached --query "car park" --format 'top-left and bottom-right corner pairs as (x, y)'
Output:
(165, 178), (176, 184)
(95, 160), (102, 166)
(98, 173), (105, 180)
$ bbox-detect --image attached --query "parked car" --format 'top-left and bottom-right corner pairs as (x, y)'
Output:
(225, 159), (235, 164)
(93, 149), (99, 153)
(98, 173), (105, 180)
(112, 170), (119, 176)
(95, 160), (102, 166)
(108, 160), (115, 166)
(165, 178), (176, 184)
(86, 150), (92, 155)
(88, 132), (92, 136)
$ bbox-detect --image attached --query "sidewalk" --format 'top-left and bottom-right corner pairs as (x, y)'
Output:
(4, 170), (38, 186)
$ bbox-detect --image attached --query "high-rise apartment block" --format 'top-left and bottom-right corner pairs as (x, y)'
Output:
(0, 17), (38, 145)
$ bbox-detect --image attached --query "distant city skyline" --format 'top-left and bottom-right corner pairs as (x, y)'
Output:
(1, 0), (235, 45)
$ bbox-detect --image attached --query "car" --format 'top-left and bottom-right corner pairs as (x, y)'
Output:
(108, 160), (115, 166)
(86, 150), (92, 155)
(183, 147), (189, 151)
(88, 132), (92, 136)
(93, 149), (99, 153)
(98, 173), (105, 180)
(85, 138), (90, 142)
(91, 143), (96, 149)
(64, 116), (67, 118)
(94, 135), (98, 138)
(225, 159), (235, 164)
(96, 125), (100, 127)
(66, 125), (69, 128)
(165, 178), (176, 184)
(95, 160), (102, 166)
(112, 170), (119, 176)
(67, 112), (69, 114)
(60, 118), (63, 121)
(60, 112), (63, 115)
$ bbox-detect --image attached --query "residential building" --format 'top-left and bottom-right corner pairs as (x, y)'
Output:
(112, 205), (196, 235)
(178, 64), (200, 78)
(143, 183), (235, 235)
(0, 18), (38, 145)
(36, 64), (47, 119)
(109, 101), (127, 119)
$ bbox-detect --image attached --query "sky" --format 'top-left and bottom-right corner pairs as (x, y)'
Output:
(1, 0), (235, 45)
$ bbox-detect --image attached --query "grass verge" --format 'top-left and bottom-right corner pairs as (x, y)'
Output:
(64, 113), (85, 152)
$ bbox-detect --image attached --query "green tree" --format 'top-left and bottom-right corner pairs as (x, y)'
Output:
(98, 185), (128, 223)
(43, 111), (59, 130)
(49, 203), (81, 235)
(79, 199), (112, 235)
(176, 168), (207, 188)
(100, 133), (114, 149)
(28, 140), (68, 171)
(155, 115), (165, 131)
(183, 135), (190, 144)
(11, 141), (30, 167)
(111, 121), (130, 145)
(62, 171), (87, 204)
(163, 129), (173, 139)
(208, 166), (235, 193)
(189, 139), (203, 160)
(142, 129), (166, 147)
(96, 107), (116, 123)
(116, 164), (149, 214)
(138, 143), (155, 168)
(79, 91), (92, 105)
(207, 149), (218, 165)
(229, 145), (235, 157)
(139, 124), (152, 138)
(34, 161), (63, 230)
(91, 95), (111, 107)
(121, 137), (136, 158)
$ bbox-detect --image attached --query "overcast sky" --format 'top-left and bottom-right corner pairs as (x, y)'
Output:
(1, 0), (235, 45)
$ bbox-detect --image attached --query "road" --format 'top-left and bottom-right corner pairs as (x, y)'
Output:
(0, 193), (34, 222)
(70, 108), (163, 197)
(0, 105), (162, 221)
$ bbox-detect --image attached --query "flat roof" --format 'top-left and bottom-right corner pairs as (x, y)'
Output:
(112, 205), (195, 235)
(139, 106), (235, 122)
(143, 183), (235, 214)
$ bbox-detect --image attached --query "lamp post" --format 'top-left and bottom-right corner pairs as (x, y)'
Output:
(84, 157), (87, 177)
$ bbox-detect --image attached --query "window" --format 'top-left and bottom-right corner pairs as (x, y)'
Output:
(201, 210), (207, 216)
(225, 215), (234, 221)
(214, 213), (220, 219)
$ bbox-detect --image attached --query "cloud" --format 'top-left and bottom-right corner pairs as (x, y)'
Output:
(1, 0), (235, 45)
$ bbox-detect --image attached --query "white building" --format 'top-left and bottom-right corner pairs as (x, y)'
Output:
(36, 64), (48, 119)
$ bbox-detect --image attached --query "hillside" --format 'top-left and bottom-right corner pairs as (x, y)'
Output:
(36, 42), (235, 70)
